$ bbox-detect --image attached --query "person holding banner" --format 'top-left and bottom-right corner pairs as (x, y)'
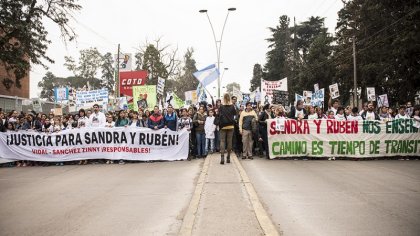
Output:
(89, 104), (106, 127)
(395, 106), (410, 119)
(361, 102), (380, 121)
(239, 102), (258, 160)
(413, 106), (420, 128)
(164, 105), (178, 131)
(289, 100), (307, 120)
(148, 106), (165, 130)
(115, 110), (129, 127)
(216, 93), (237, 164)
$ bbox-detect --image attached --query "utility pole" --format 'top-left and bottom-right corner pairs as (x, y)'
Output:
(116, 44), (120, 97)
(352, 36), (358, 108)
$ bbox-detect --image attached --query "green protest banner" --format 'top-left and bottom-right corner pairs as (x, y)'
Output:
(268, 119), (420, 158)
(132, 85), (157, 111)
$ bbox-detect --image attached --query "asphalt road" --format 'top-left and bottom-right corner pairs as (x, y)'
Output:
(1, 159), (419, 236)
(242, 159), (420, 236)
(0, 161), (202, 236)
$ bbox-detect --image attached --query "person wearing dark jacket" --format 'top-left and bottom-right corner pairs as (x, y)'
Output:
(288, 100), (308, 120)
(361, 102), (380, 121)
(193, 106), (207, 158)
(148, 106), (165, 130)
(258, 104), (274, 159)
(215, 93), (237, 164)
(164, 105), (178, 131)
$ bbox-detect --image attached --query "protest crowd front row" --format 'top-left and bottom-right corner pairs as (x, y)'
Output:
(0, 93), (420, 167)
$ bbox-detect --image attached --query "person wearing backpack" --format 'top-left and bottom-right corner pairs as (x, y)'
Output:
(239, 102), (258, 160)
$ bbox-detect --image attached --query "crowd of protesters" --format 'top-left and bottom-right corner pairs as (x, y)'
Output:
(1, 93), (419, 167)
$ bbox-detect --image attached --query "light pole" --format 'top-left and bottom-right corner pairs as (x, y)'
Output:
(199, 8), (236, 98)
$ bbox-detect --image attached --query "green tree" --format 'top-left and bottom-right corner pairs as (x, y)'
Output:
(335, 0), (420, 105)
(173, 48), (199, 99)
(64, 47), (103, 90)
(250, 63), (263, 92)
(101, 52), (115, 93)
(0, 0), (81, 89)
(264, 15), (292, 82)
(135, 38), (180, 86)
(37, 72), (67, 101)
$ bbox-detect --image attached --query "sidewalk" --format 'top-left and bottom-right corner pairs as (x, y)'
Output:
(179, 153), (280, 236)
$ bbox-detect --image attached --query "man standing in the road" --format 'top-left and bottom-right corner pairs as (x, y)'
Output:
(89, 104), (106, 127)
(239, 102), (258, 160)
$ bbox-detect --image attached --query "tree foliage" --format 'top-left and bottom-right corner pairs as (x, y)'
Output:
(0, 0), (81, 89)
(259, 1), (419, 106)
(250, 63), (263, 92)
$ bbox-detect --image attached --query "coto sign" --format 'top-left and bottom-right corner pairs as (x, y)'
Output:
(119, 71), (148, 97)
(121, 78), (144, 86)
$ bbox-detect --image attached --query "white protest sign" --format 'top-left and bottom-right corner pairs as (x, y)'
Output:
(329, 83), (340, 99)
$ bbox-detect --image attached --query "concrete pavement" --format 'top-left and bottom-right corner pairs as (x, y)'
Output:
(0, 161), (202, 236)
(242, 158), (420, 236)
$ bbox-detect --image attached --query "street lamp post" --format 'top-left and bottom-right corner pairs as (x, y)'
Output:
(199, 8), (236, 98)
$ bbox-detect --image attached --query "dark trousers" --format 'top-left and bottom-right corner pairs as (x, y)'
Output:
(220, 128), (234, 155)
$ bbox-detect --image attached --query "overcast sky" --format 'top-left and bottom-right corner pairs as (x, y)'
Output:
(30, 0), (344, 98)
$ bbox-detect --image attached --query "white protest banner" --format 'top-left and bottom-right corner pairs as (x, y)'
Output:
(367, 87), (376, 101)
(76, 89), (109, 110)
(32, 99), (42, 113)
(267, 119), (420, 158)
(157, 77), (166, 95)
(311, 88), (325, 108)
(329, 83), (340, 99)
(378, 94), (389, 108)
(232, 86), (243, 101)
(314, 83), (319, 92)
(115, 53), (132, 71)
(303, 91), (312, 106)
(261, 78), (288, 105)
(0, 127), (189, 162)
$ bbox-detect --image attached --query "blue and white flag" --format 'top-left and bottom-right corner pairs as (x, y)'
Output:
(193, 64), (220, 87)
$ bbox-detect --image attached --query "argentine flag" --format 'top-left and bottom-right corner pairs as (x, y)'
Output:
(193, 64), (220, 87)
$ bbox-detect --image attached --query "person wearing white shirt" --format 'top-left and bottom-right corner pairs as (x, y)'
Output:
(334, 107), (347, 121)
(89, 104), (106, 127)
(395, 106), (410, 119)
(413, 107), (420, 129)
(347, 107), (363, 121)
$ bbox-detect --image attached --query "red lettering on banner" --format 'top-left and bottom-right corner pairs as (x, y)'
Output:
(270, 120), (310, 135)
(326, 120), (358, 134)
(313, 119), (322, 133)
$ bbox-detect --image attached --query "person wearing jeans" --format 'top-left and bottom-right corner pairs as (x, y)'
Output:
(193, 106), (207, 158)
